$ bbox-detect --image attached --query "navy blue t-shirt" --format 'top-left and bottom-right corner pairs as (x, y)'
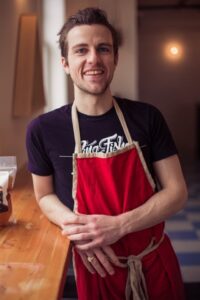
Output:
(26, 98), (177, 210)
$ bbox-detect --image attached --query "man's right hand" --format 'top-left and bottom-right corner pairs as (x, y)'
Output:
(75, 242), (125, 277)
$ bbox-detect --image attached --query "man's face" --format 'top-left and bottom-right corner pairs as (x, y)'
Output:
(63, 24), (118, 96)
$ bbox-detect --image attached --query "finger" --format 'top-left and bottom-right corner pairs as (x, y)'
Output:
(74, 240), (90, 246)
(86, 251), (106, 278)
(93, 248), (115, 275)
(75, 239), (100, 251)
(78, 251), (96, 274)
(66, 233), (94, 241)
(62, 224), (88, 235)
(61, 223), (88, 238)
(102, 246), (125, 268)
(62, 214), (86, 225)
(61, 224), (79, 231)
(62, 215), (79, 225)
(63, 214), (84, 225)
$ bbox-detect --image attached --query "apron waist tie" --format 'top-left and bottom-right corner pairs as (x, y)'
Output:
(119, 234), (165, 300)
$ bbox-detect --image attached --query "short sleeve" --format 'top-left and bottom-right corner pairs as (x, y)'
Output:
(26, 118), (53, 175)
(149, 106), (178, 162)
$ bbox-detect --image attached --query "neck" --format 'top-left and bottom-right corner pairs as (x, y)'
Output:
(74, 90), (113, 116)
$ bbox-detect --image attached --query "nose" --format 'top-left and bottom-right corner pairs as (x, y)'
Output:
(87, 49), (100, 64)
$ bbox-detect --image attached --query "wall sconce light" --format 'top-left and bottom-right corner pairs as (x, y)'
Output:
(164, 42), (184, 61)
(16, 0), (27, 7)
(170, 46), (179, 55)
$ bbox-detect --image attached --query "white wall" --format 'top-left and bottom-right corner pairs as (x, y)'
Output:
(139, 10), (200, 161)
(42, 0), (67, 110)
(66, 0), (138, 101)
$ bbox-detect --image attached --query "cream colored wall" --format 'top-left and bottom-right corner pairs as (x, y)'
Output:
(66, 0), (138, 101)
(0, 0), (42, 169)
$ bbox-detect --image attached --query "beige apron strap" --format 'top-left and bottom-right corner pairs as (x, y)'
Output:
(113, 98), (133, 144)
(119, 234), (165, 300)
(113, 98), (156, 191)
(71, 102), (82, 153)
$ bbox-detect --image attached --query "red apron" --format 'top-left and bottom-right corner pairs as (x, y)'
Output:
(71, 99), (185, 300)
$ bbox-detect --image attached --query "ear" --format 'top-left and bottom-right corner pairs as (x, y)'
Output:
(61, 56), (70, 74)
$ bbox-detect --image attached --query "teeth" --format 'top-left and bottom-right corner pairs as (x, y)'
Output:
(84, 70), (103, 75)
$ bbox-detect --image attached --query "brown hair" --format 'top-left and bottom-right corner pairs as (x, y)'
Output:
(58, 7), (119, 59)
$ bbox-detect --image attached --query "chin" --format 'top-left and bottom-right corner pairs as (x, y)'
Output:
(88, 84), (110, 95)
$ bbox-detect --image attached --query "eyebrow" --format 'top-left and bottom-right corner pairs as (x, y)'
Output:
(72, 42), (113, 50)
(72, 43), (88, 50)
(97, 43), (113, 48)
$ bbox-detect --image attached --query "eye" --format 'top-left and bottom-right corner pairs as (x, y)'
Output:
(97, 46), (111, 53)
(75, 48), (87, 55)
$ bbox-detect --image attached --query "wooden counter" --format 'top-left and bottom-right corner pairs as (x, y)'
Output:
(0, 173), (71, 300)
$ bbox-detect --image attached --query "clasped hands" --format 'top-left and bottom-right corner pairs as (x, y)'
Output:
(61, 213), (125, 277)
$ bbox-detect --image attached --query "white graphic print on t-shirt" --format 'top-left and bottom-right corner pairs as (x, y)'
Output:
(81, 133), (128, 154)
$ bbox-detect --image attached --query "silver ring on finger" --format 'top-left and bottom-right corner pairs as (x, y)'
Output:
(87, 256), (95, 263)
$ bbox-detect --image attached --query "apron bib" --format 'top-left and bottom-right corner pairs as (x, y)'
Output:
(71, 99), (185, 300)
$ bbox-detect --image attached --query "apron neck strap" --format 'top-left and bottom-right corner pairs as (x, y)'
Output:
(71, 101), (82, 153)
(113, 99), (133, 145)
(71, 98), (133, 153)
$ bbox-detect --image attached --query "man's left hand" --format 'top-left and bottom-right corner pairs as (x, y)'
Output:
(61, 214), (124, 250)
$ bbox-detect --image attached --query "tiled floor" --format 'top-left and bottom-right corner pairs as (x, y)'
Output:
(165, 161), (200, 299)
(63, 160), (200, 300)
(165, 160), (200, 300)
(166, 203), (200, 282)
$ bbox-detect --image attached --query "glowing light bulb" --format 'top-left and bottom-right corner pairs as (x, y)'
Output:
(170, 46), (179, 55)
(164, 42), (184, 61)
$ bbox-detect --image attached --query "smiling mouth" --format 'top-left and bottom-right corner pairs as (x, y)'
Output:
(83, 69), (104, 76)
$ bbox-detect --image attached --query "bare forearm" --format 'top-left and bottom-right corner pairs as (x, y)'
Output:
(120, 156), (188, 238)
(38, 193), (74, 228)
(120, 186), (187, 236)
(31, 174), (74, 228)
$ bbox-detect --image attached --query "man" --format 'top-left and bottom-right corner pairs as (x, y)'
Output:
(26, 7), (187, 300)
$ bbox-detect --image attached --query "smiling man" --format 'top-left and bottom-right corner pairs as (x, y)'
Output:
(26, 7), (187, 300)
(63, 25), (116, 96)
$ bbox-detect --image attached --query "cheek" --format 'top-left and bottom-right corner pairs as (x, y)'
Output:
(68, 60), (82, 75)
(72, 66), (81, 78)
(105, 57), (116, 68)
(68, 66), (82, 83)
(107, 61), (116, 75)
